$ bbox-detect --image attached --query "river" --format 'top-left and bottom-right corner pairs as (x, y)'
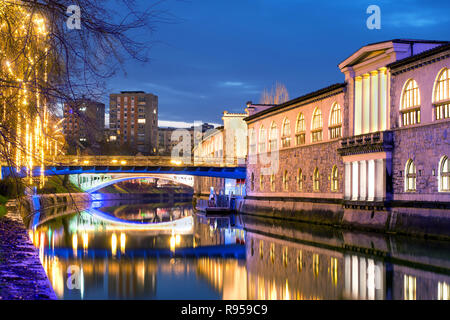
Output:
(24, 199), (450, 300)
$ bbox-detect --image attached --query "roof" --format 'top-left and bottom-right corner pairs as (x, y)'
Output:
(387, 42), (450, 69)
(338, 39), (449, 70)
(244, 83), (346, 122)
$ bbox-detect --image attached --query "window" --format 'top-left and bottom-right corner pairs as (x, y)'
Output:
(313, 167), (320, 191)
(249, 129), (257, 155)
(260, 174), (264, 191)
(269, 122), (278, 151)
(297, 168), (303, 191)
(296, 113), (306, 145)
(281, 118), (291, 148)
(329, 103), (342, 139)
(331, 165), (339, 192)
(440, 156), (450, 192)
(434, 68), (450, 120)
(259, 126), (266, 153)
(404, 275), (416, 300)
(401, 79), (421, 126)
(311, 107), (323, 142)
(283, 170), (289, 191)
(405, 159), (416, 192)
(270, 174), (275, 191)
(251, 172), (255, 191)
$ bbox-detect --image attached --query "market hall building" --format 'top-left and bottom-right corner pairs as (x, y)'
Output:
(241, 39), (450, 238)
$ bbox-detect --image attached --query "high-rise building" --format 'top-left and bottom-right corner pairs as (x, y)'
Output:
(63, 99), (105, 146)
(109, 91), (158, 155)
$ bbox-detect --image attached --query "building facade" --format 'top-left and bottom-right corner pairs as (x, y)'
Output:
(241, 40), (450, 238)
(109, 91), (158, 155)
(63, 99), (105, 148)
(193, 111), (248, 198)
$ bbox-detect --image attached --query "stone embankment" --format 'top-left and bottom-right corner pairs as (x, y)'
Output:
(0, 200), (57, 300)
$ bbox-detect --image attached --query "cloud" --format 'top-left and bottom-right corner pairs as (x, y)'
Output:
(144, 82), (207, 99)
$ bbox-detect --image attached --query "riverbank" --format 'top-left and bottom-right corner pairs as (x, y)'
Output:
(0, 200), (57, 300)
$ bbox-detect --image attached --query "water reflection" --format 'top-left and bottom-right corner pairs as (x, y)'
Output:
(27, 201), (450, 300)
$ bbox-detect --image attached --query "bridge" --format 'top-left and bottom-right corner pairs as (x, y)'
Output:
(0, 155), (247, 180)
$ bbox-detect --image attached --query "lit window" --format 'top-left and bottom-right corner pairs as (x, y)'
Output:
(311, 107), (323, 142)
(259, 126), (266, 153)
(313, 167), (320, 191)
(109, 135), (117, 141)
(329, 103), (342, 139)
(440, 155), (450, 192)
(297, 250), (303, 272)
(249, 128), (257, 155)
(270, 174), (275, 191)
(404, 275), (416, 300)
(282, 247), (288, 267)
(138, 119), (146, 124)
(331, 165), (339, 192)
(260, 174), (264, 191)
(270, 243), (275, 264)
(438, 281), (449, 300)
(405, 159), (416, 192)
(269, 122), (278, 151)
(297, 168), (303, 191)
(281, 118), (291, 148)
(282, 170), (289, 191)
(401, 79), (421, 126)
(434, 68), (450, 120)
(251, 172), (255, 191)
(295, 112), (306, 145)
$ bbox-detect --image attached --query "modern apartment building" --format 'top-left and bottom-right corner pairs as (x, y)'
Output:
(109, 91), (158, 155)
(63, 99), (105, 146)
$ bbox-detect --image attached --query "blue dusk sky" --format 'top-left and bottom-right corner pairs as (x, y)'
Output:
(105, 0), (450, 127)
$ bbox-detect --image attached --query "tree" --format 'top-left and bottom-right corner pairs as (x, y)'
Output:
(260, 82), (289, 105)
(0, 0), (171, 190)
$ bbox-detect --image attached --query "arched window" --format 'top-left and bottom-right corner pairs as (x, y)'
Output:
(260, 174), (264, 191)
(405, 159), (416, 192)
(249, 128), (257, 155)
(434, 68), (450, 120)
(313, 167), (320, 191)
(283, 170), (289, 191)
(311, 107), (323, 142)
(331, 165), (339, 192)
(281, 118), (291, 148)
(250, 172), (255, 191)
(295, 113), (306, 145)
(258, 126), (266, 153)
(297, 168), (303, 191)
(401, 79), (421, 126)
(269, 122), (278, 151)
(329, 103), (342, 139)
(440, 156), (450, 192)
(270, 173), (275, 191)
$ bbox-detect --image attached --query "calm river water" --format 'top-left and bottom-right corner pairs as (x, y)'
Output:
(25, 199), (450, 300)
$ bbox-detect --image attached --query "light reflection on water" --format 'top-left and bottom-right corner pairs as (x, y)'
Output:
(26, 200), (450, 300)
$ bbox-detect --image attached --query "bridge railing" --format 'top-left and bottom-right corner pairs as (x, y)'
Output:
(47, 155), (247, 168)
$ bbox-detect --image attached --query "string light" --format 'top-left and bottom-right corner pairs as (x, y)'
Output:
(0, 0), (65, 188)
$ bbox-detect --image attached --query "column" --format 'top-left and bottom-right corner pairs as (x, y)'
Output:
(370, 70), (379, 133)
(359, 160), (367, 201)
(354, 77), (363, 135)
(379, 68), (387, 131)
(375, 159), (385, 201)
(363, 73), (371, 134)
(359, 257), (367, 300)
(352, 161), (359, 200)
(344, 162), (352, 200)
(368, 159), (375, 201)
